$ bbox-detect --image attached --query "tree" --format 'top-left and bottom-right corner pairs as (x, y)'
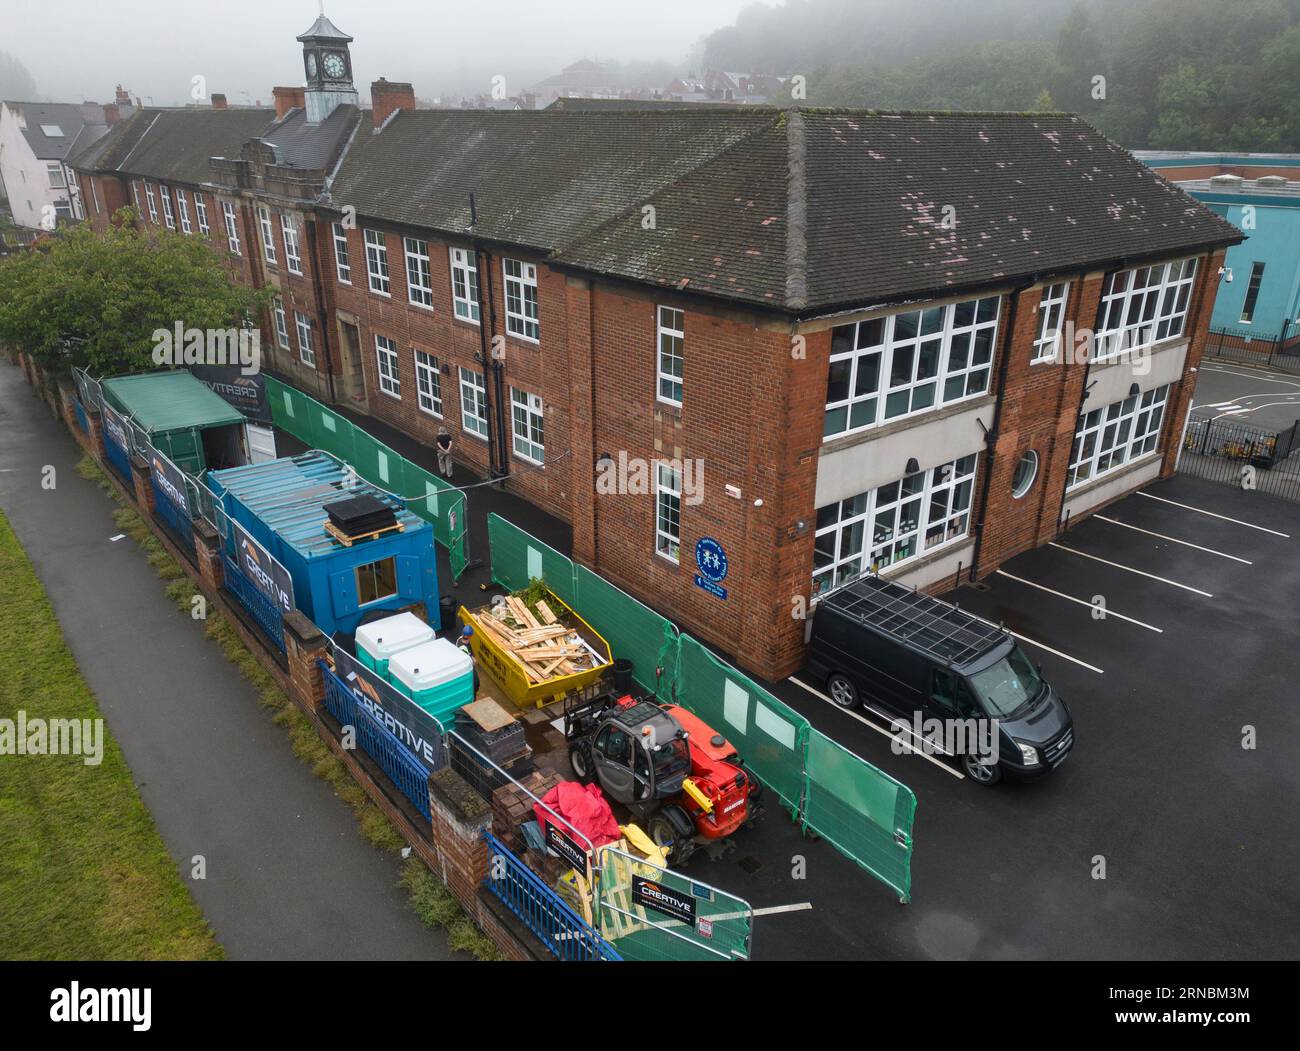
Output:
(0, 51), (37, 101)
(0, 209), (270, 377)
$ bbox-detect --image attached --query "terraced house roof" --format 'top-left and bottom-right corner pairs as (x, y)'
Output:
(330, 107), (1242, 315)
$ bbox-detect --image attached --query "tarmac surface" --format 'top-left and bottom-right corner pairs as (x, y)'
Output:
(0, 364), (457, 960)
(1191, 360), (1300, 431)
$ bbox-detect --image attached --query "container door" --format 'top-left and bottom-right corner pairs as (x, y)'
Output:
(247, 424), (277, 464)
(329, 568), (359, 617)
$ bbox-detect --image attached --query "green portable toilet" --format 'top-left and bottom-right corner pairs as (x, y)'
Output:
(356, 611), (436, 680)
(389, 638), (475, 728)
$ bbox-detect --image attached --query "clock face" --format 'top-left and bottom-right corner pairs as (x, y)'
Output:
(322, 51), (347, 79)
(305, 52), (318, 78)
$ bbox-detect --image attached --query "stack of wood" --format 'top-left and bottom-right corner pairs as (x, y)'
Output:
(475, 594), (603, 684)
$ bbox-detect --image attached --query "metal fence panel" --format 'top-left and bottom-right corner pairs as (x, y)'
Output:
(1180, 414), (1300, 502)
(222, 554), (286, 652)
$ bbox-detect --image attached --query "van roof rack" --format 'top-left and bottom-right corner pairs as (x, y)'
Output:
(823, 574), (1006, 667)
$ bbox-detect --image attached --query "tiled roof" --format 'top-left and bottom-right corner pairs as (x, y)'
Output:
(334, 107), (1242, 314)
(4, 101), (111, 162)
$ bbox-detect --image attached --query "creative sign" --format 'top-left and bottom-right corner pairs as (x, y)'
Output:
(693, 536), (729, 600)
(190, 365), (271, 424)
(632, 875), (697, 925)
(149, 450), (191, 517)
(332, 647), (445, 769)
(101, 402), (129, 453)
(545, 821), (589, 872)
(231, 519), (294, 614)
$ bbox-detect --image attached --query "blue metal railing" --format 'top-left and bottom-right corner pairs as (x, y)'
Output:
(151, 474), (197, 554)
(222, 554), (286, 652)
(103, 428), (132, 483)
(319, 661), (432, 821)
(481, 831), (621, 961)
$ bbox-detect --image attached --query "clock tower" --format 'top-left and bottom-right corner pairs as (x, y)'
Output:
(297, 11), (359, 124)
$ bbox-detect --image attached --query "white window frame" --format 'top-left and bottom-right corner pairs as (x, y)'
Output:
(510, 387), (545, 464)
(194, 192), (209, 235)
(364, 229), (391, 295)
(332, 222), (351, 284)
(1067, 385), (1170, 489)
(404, 237), (434, 308)
(503, 258), (540, 342)
(282, 214), (302, 275)
(222, 201), (241, 255)
(375, 335), (401, 398)
(295, 311), (315, 367)
(131, 181), (143, 216)
(175, 188), (192, 235)
(272, 297), (290, 351)
(1095, 258), (1197, 360)
(144, 183), (158, 223)
(459, 367), (488, 439)
(655, 462), (682, 563)
(812, 454), (979, 597)
(824, 295), (1000, 441)
(46, 161), (66, 189)
(160, 188), (175, 229)
(413, 350), (443, 417)
(1032, 282), (1069, 363)
(258, 207), (277, 265)
(656, 306), (684, 406)
(449, 247), (480, 323)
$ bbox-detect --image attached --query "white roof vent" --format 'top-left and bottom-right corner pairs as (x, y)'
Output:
(1255, 175), (1289, 188)
(1208, 174), (1244, 188)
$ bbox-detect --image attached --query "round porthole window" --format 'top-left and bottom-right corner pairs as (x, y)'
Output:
(1011, 450), (1038, 499)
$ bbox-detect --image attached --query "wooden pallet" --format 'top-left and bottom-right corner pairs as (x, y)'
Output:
(322, 518), (404, 546)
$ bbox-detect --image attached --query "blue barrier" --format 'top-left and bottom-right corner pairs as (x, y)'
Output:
(151, 474), (197, 556)
(222, 554), (286, 652)
(103, 428), (132, 483)
(73, 398), (90, 435)
(320, 662), (433, 821)
(482, 831), (621, 961)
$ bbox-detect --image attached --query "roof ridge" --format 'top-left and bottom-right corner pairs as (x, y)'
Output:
(784, 109), (808, 311)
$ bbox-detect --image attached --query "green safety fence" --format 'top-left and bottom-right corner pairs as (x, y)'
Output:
(266, 376), (468, 579)
(484, 513), (917, 903)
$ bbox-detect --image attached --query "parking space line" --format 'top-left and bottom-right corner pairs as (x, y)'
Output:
(1135, 491), (1291, 538)
(1092, 515), (1253, 565)
(787, 676), (965, 779)
(994, 570), (1163, 633)
(1048, 542), (1213, 597)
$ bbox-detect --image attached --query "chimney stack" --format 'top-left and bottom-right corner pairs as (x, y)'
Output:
(273, 86), (306, 119)
(103, 103), (121, 126)
(371, 78), (415, 127)
(211, 93), (228, 110)
(115, 84), (131, 106)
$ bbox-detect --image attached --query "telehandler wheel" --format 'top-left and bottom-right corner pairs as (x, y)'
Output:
(568, 741), (595, 784)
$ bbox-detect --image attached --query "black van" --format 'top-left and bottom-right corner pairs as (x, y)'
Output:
(806, 576), (1073, 784)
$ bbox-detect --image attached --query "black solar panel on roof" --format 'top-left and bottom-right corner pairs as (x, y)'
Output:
(824, 575), (1006, 666)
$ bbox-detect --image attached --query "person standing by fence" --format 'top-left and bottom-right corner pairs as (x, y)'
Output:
(436, 428), (453, 478)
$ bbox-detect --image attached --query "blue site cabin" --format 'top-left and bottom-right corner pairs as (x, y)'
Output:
(207, 451), (439, 637)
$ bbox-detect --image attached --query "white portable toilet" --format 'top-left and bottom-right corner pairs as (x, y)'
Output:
(355, 611), (436, 680)
(388, 638), (475, 726)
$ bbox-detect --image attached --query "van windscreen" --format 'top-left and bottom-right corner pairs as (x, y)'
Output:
(968, 645), (1043, 717)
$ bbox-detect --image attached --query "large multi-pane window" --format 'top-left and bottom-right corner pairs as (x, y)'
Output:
(332, 222), (351, 283)
(813, 454), (979, 596)
(131, 181), (143, 216)
(1239, 262), (1265, 324)
(459, 367), (488, 438)
(449, 247), (480, 323)
(657, 306), (684, 405)
(1067, 385), (1170, 488)
(1033, 282), (1069, 363)
(1096, 259), (1196, 359)
(655, 462), (682, 563)
(375, 336), (401, 397)
(160, 188), (175, 229)
(194, 192), (209, 235)
(365, 229), (390, 294)
(824, 296), (1000, 440)
(272, 297), (290, 350)
(46, 161), (66, 189)
(258, 207), (277, 264)
(222, 201), (241, 254)
(510, 387), (545, 464)
(413, 350), (443, 416)
(295, 311), (315, 367)
(144, 183), (159, 223)
(175, 189), (192, 234)
(404, 237), (433, 308)
(282, 215), (302, 274)
(504, 259), (540, 341)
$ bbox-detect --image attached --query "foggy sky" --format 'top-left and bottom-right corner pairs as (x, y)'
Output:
(0, 0), (755, 106)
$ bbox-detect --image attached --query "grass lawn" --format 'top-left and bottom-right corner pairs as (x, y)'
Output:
(0, 509), (222, 960)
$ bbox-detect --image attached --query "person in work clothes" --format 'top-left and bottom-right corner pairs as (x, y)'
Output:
(458, 624), (480, 694)
(436, 428), (453, 477)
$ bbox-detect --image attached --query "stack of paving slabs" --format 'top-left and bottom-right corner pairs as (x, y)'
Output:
(475, 593), (602, 685)
(321, 494), (399, 544)
(456, 698), (530, 767)
(490, 769), (561, 853)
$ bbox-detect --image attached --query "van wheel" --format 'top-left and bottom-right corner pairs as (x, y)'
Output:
(827, 673), (859, 709)
(962, 753), (1002, 785)
(569, 741), (594, 784)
